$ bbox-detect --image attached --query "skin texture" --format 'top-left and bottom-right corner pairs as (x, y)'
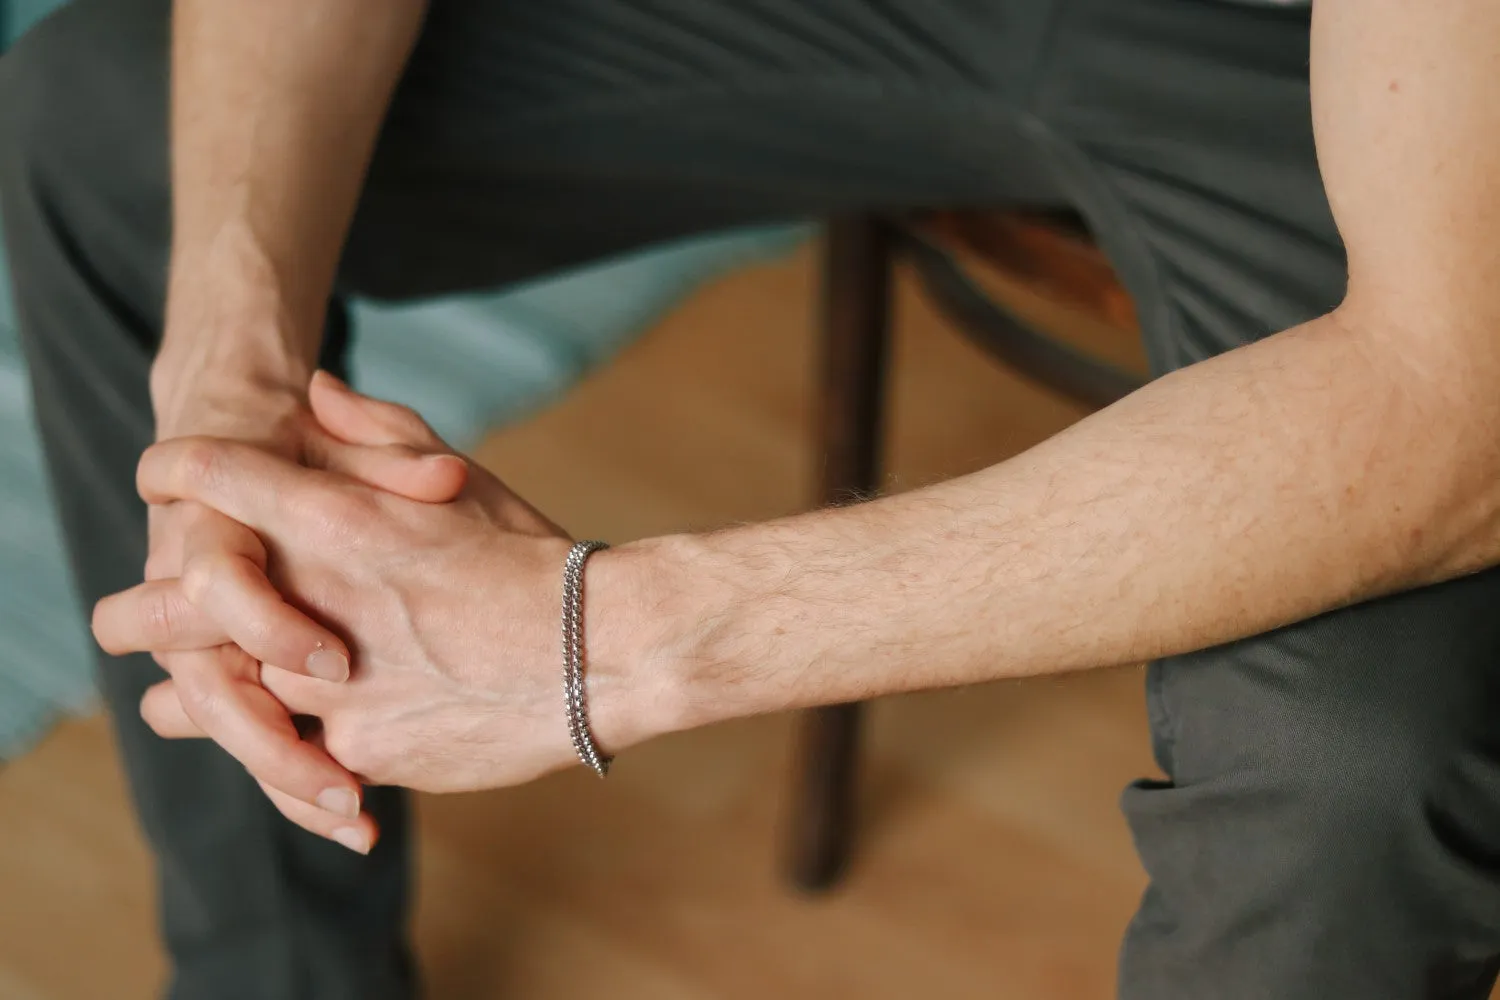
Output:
(99, 0), (1500, 850)
(139, 0), (433, 845)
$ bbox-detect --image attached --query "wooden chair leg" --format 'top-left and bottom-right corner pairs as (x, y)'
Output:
(783, 217), (895, 893)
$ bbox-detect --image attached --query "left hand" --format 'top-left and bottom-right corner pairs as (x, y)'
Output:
(97, 374), (641, 794)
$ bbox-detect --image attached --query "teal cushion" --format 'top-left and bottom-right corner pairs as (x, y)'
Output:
(3, 0), (68, 41)
(0, 235), (99, 757)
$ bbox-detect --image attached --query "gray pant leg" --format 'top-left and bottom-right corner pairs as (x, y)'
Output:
(1039, 2), (1500, 995)
(0, 5), (413, 1000)
(1128, 583), (1500, 999)
(339, 0), (1069, 300)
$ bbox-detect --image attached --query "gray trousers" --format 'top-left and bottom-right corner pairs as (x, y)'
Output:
(6, 0), (1500, 997)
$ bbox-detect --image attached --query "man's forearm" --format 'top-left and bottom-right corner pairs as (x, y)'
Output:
(591, 0), (1500, 749)
(605, 303), (1500, 739)
(153, 0), (425, 422)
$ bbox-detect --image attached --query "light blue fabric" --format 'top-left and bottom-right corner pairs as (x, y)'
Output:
(2, 0), (63, 39)
(0, 236), (99, 757)
(0, 0), (808, 758)
(0, 0), (93, 758)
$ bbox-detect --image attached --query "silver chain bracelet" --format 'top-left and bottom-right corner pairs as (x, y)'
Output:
(562, 540), (613, 778)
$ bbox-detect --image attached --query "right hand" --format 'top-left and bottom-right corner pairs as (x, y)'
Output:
(101, 365), (468, 848)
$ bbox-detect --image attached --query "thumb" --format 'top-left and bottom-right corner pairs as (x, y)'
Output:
(306, 371), (468, 503)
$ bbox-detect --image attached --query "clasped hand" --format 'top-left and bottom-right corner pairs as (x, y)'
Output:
(93, 372), (588, 852)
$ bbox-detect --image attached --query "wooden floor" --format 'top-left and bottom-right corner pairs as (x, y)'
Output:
(0, 243), (1162, 999)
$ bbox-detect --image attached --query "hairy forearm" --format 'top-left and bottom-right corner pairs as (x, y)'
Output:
(601, 305), (1500, 739)
(153, 0), (425, 417)
(591, 0), (1500, 749)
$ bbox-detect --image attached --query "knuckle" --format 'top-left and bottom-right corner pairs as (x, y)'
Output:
(292, 487), (374, 539)
(323, 728), (358, 772)
(310, 490), (358, 525)
(179, 554), (222, 606)
(176, 439), (227, 494)
(174, 673), (220, 721)
(238, 610), (276, 650)
(139, 588), (182, 644)
(325, 724), (377, 777)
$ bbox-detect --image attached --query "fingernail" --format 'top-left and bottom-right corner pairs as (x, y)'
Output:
(306, 648), (349, 682)
(317, 787), (361, 820)
(331, 827), (370, 855)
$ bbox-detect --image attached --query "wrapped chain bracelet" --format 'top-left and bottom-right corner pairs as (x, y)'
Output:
(561, 540), (613, 778)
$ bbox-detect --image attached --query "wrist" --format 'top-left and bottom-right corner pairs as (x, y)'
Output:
(585, 533), (746, 752)
(152, 316), (314, 421)
(153, 228), (325, 423)
(150, 355), (309, 440)
(151, 305), (316, 437)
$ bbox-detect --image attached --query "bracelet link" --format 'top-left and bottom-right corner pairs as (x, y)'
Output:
(562, 540), (613, 778)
